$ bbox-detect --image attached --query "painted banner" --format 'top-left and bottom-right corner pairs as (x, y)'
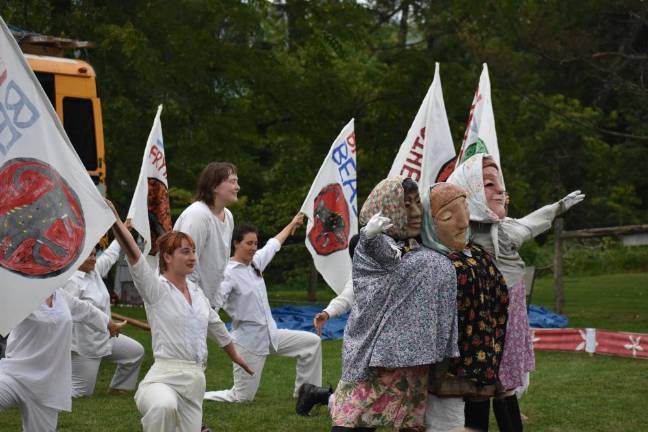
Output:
(300, 119), (358, 294)
(456, 63), (503, 184)
(388, 62), (456, 188)
(127, 105), (171, 256)
(0, 16), (115, 336)
(532, 328), (647, 360)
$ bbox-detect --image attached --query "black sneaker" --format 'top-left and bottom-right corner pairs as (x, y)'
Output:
(295, 383), (332, 416)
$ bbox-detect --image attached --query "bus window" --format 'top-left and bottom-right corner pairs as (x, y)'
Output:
(35, 72), (55, 108)
(63, 97), (98, 170)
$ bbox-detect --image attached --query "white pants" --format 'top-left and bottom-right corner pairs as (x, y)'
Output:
(0, 373), (58, 432)
(134, 359), (206, 432)
(72, 334), (144, 397)
(204, 329), (322, 402)
(425, 394), (465, 432)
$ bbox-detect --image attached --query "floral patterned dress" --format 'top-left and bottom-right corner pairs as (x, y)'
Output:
(332, 234), (458, 430)
(428, 244), (509, 398)
(331, 366), (429, 429)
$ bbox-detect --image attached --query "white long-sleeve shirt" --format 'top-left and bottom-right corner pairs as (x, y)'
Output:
(0, 289), (109, 411)
(472, 202), (561, 287)
(174, 201), (234, 304)
(127, 255), (232, 365)
(63, 240), (121, 358)
(212, 238), (281, 356)
(323, 278), (354, 318)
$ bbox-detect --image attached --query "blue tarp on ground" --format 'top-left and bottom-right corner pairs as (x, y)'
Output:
(528, 305), (568, 328)
(271, 305), (349, 341)
(261, 304), (568, 340)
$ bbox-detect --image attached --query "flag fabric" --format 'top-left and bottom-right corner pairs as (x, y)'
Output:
(126, 104), (171, 257)
(456, 63), (503, 182)
(0, 16), (115, 336)
(388, 62), (456, 189)
(300, 119), (358, 294)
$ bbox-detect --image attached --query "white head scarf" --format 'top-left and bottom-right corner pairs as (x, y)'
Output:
(447, 153), (504, 257)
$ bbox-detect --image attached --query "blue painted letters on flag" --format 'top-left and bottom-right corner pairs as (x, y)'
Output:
(331, 137), (357, 217)
(0, 80), (40, 155)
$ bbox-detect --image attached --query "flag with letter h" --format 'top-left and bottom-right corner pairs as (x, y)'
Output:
(388, 62), (456, 189)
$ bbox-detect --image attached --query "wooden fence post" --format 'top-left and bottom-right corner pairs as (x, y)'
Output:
(308, 261), (318, 302)
(554, 218), (564, 314)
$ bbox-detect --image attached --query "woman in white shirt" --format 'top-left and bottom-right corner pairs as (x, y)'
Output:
(108, 201), (252, 432)
(0, 289), (117, 432)
(63, 240), (144, 397)
(204, 213), (323, 403)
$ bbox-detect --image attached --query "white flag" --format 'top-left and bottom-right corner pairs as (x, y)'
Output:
(456, 63), (503, 182)
(389, 62), (456, 189)
(0, 16), (115, 336)
(300, 119), (358, 294)
(127, 105), (171, 257)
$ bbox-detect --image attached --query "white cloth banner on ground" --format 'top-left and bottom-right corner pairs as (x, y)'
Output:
(456, 63), (503, 184)
(300, 119), (358, 295)
(388, 62), (456, 189)
(0, 16), (115, 336)
(127, 104), (171, 257)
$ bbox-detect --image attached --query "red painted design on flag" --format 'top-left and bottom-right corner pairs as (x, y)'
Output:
(436, 156), (457, 182)
(0, 158), (85, 277)
(147, 178), (172, 255)
(308, 183), (350, 256)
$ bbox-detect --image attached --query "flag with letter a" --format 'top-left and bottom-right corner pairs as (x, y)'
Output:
(127, 104), (171, 256)
(300, 119), (358, 294)
(0, 16), (115, 336)
(388, 62), (456, 189)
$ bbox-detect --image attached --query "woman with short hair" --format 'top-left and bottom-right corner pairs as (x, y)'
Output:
(107, 200), (252, 432)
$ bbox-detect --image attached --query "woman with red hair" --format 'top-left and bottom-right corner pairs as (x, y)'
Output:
(107, 200), (252, 432)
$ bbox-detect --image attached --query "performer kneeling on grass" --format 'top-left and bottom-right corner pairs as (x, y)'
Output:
(0, 287), (122, 432)
(63, 237), (144, 397)
(204, 213), (324, 403)
(107, 200), (253, 432)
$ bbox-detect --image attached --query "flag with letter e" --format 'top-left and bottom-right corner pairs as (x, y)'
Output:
(127, 104), (171, 257)
(388, 62), (456, 188)
(0, 16), (115, 336)
(300, 119), (358, 295)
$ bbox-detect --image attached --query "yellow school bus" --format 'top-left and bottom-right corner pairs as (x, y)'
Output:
(12, 27), (107, 193)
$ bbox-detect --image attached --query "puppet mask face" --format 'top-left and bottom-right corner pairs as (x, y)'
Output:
(431, 185), (470, 251)
(482, 162), (506, 219)
(404, 190), (423, 238)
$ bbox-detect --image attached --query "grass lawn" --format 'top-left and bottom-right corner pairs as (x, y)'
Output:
(1, 272), (647, 431)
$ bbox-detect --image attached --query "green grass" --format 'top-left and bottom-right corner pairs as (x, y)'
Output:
(1, 273), (647, 431)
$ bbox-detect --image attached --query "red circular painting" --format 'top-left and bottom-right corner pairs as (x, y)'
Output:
(308, 183), (350, 256)
(0, 158), (86, 278)
(436, 156), (458, 182)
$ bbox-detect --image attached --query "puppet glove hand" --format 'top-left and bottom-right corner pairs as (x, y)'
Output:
(364, 212), (393, 239)
(559, 190), (585, 214)
(389, 243), (402, 260)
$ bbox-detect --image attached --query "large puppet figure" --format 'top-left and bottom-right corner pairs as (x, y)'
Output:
(447, 154), (584, 431)
(421, 183), (509, 432)
(330, 177), (459, 432)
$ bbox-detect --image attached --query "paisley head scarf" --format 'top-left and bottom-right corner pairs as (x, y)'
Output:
(359, 176), (413, 240)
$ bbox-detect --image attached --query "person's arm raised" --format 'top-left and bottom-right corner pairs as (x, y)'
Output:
(105, 199), (141, 266)
(274, 212), (305, 246)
